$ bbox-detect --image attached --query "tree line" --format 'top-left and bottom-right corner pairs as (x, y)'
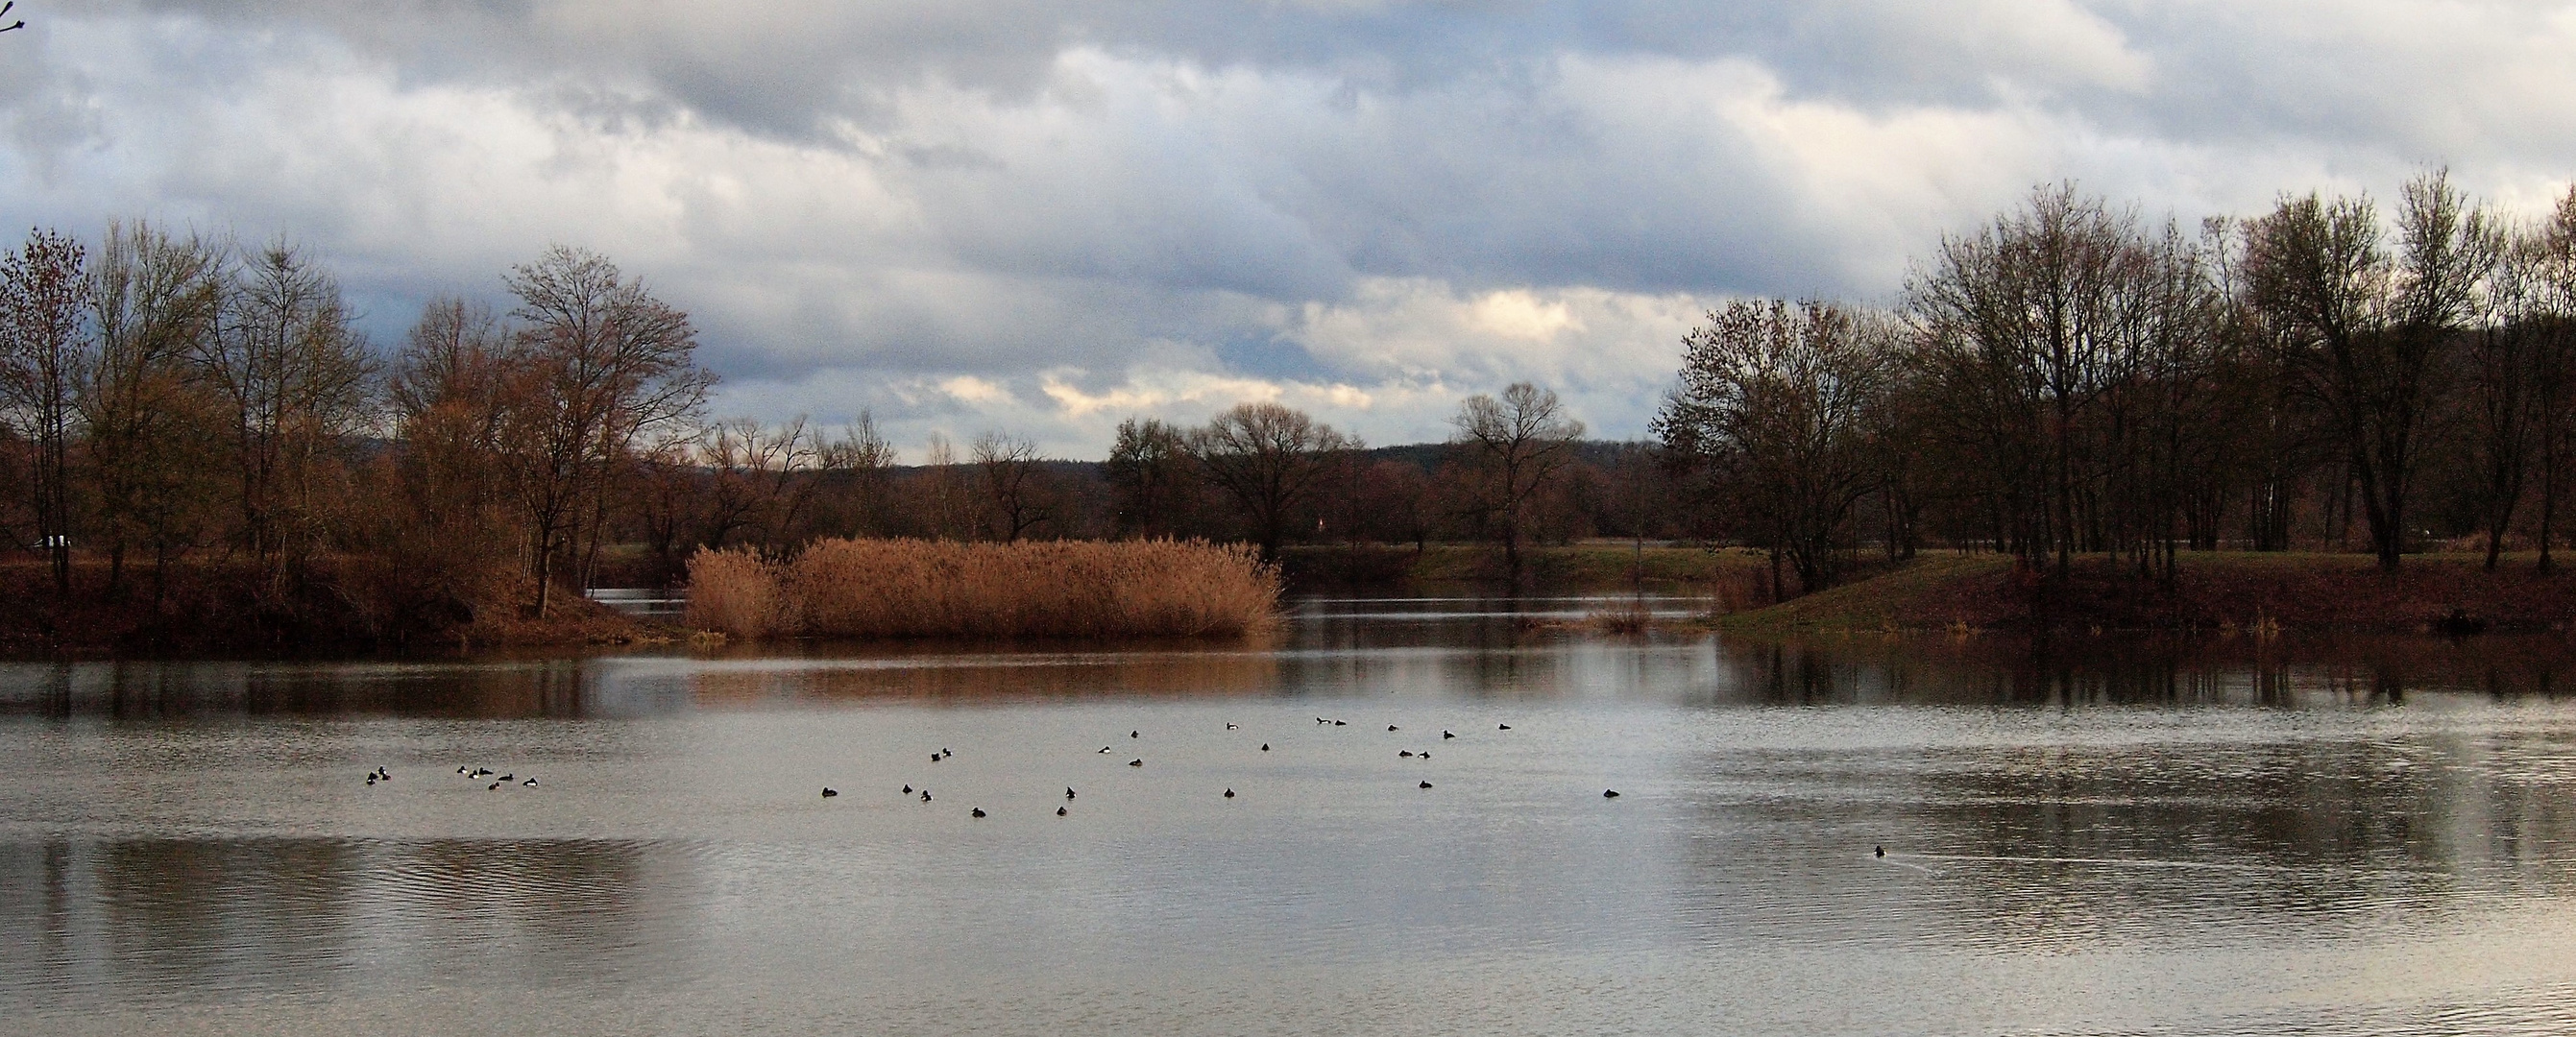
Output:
(1659, 171), (2576, 597)
(0, 223), (1626, 635)
(9, 168), (2574, 638)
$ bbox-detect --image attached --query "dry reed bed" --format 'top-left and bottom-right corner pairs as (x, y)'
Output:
(685, 538), (1281, 640)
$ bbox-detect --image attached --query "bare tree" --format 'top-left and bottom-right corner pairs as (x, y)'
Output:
(0, 228), (87, 594)
(1448, 382), (1585, 581)
(195, 239), (375, 584)
(1189, 401), (1353, 561)
(85, 220), (225, 596)
(2531, 187), (2576, 573)
(1908, 184), (2138, 574)
(1658, 301), (1888, 598)
(972, 431), (1050, 542)
(500, 245), (713, 615)
(1105, 417), (1197, 538)
(2243, 170), (2500, 569)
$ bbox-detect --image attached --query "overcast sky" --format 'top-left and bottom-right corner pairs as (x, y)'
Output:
(5, 1), (2575, 458)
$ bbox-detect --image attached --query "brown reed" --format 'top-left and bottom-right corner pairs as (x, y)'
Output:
(684, 538), (1281, 640)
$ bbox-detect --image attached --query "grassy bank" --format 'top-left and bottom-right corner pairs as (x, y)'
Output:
(686, 538), (1280, 640)
(1719, 551), (2576, 636)
(0, 558), (652, 658)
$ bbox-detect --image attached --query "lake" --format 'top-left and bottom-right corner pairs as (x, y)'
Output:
(7, 594), (2576, 1035)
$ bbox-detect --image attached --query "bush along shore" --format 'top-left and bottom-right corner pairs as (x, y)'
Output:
(1715, 551), (2576, 638)
(685, 538), (1281, 641)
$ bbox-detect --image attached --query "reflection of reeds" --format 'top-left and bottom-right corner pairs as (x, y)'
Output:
(1587, 600), (1655, 635)
(685, 539), (1280, 640)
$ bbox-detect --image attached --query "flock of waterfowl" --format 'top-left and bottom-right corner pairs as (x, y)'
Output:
(371, 717), (1629, 820)
(823, 717), (1621, 820)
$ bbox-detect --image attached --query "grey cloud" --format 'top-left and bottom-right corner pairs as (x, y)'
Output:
(16, 1), (2576, 457)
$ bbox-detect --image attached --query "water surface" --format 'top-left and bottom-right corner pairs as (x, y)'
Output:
(6, 596), (2576, 1034)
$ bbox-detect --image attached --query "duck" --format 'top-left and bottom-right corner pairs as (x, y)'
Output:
(1419, 781), (1433, 789)
(903, 784), (912, 794)
(1260, 743), (1270, 751)
(498, 774), (513, 783)
(970, 808), (986, 818)
(1498, 724), (1512, 731)
(920, 789), (933, 802)
(1399, 750), (1414, 758)
(521, 778), (537, 786)
(1129, 759), (1144, 767)
(1224, 788), (1235, 799)
(1130, 731), (1139, 738)
(375, 767), (391, 780)
(1066, 787), (1077, 800)
(1387, 725), (1399, 732)
(1442, 731), (1454, 739)
(821, 787), (838, 798)
(1098, 746), (1113, 754)
(1057, 807), (1068, 816)
(1603, 789), (1620, 798)
(1875, 845), (1884, 858)
(488, 782), (501, 790)
(1226, 723), (1237, 730)
(365, 774), (377, 785)
(931, 753), (941, 762)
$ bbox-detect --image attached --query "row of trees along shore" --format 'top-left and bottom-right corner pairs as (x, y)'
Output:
(3, 170), (2575, 644)
(1663, 171), (2576, 599)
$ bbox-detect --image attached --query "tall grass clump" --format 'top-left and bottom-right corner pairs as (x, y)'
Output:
(683, 545), (791, 638)
(685, 538), (1280, 640)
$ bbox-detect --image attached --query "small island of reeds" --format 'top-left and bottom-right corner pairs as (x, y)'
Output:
(684, 538), (1281, 641)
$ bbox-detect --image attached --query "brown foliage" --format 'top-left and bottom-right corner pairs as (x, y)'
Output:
(686, 537), (1280, 640)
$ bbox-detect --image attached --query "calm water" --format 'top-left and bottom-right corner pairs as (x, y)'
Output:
(8, 595), (2576, 1035)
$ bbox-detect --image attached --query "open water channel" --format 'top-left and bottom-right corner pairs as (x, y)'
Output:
(7, 595), (2576, 1035)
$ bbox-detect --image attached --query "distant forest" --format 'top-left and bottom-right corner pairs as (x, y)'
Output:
(2, 168), (2573, 643)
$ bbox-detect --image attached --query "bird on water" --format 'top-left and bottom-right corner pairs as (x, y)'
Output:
(522, 778), (537, 786)
(1057, 807), (1068, 816)
(1603, 789), (1620, 798)
(821, 787), (838, 798)
(1260, 743), (1270, 751)
(970, 808), (986, 818)
(1066, 787), (1077, 800)
(920, 790), (933, 802)
(1419, 781), (1433, 789)
(1129, 759), (1144, 767)
(1388, 725), (1398, 732)
(903, 784), (912, 794)
(1224, 788), (1235, 799)
(1498, 724), (1511, 731)
(1875, 846), (1884, 858)
(1130, 731), (1139, 738)
(1443, 731), (1454, 739)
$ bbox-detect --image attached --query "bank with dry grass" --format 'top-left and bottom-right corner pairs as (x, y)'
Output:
(685, 538), (1281, 640)
(1718, 551), (2576, 637)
